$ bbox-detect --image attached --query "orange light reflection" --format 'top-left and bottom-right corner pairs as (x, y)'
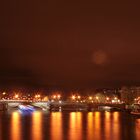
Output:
(104, 112), (111, 140)
(51, 112), (63, 140)
(112, 112), (120, 140)
(135, 119), (140, 140)
(87, 112), (94, 140)
(11, 112), (21, 140)
(94, 112), (101, 140)
(32, 111), (42, 140)
(0, 113), (2, 140)
(69, 112), (82, 140)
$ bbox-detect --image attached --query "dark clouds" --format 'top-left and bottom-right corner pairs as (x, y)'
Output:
(0, 1), (140, 88)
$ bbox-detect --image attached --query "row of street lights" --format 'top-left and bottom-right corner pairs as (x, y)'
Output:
(71, 95), (121, 103)
(0, 92), (121, 103)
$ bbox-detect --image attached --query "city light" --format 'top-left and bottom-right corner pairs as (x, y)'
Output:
(38, 95), (41, 98)
(53, 95), (56, 99)
(89, 96), (92, 100)
(59, 100), (62, 103)
(35, 94), (41, 98)
(15, 94), (19, 99)
(112, 100), (115, 103)
(0, 89), (137, 106)
(72, 95), (76, 100)
(2, 92), (6, 95)
(106, 97), (109, 101)
(77, 96), (81, 99)
(52, 94), (61, 100)
(96, 96), (99, 100)
(57, 95), (61, 99)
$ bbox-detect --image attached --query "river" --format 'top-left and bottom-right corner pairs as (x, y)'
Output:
(0, 110), (140, 140)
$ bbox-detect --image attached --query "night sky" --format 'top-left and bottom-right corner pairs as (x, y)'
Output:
(0, 1), (140, 89)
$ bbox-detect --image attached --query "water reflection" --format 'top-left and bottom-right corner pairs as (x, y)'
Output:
(0, 113), (2, 140)
(112, 112), (120, 140)
(1, 111), (140, 140)
(104, 112), (120, 140)
(51, 112), (63, 140)
(104, 112), (111, 140)
(87, 112), (94, 140)
(11, 111), (21, 140)
(69, 112), (82, 140)
(86, 112), (120, 140)
(32, 111), (42, 140)
(94, 112), (101, 140)
(135, 119), (140, 140)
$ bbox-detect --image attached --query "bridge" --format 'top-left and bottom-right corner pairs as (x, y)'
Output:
(49, 102), (126, 111)
(0, 100), (126, 111)
(0, 100), (50, 111)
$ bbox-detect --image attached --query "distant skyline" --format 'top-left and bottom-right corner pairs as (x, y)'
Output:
(0, 1), (140, 89)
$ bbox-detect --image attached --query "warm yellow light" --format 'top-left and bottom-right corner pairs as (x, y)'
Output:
(37, 95), (40, 98)
(2, 92), (6, 95)
(32, 111), (42, 140)
(15, 94), (19, 98)
(106, 97), (109, 100)
(72, 95), (76, 100)
(89, 96), (92, 100)
(57, 95), (61, 98)
(43, 96), (49, 101)
(114, 97), (117, 100)
(112, 100), (115, 103)
(77, 96), (81, 99)
(96, 96), (99, 100)
(11, 112), (21, 140)
(51, 112), (62, 140)
(53, 95), (56, 99)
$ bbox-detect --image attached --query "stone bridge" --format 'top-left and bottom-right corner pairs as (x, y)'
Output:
(49, 102), (126, 111)
(0, 100), (50, 110)
(0, 100), (126, 111)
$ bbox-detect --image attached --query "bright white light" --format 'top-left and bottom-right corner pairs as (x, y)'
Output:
(51, 100), (54, 102)
(112, 100), (115, 103)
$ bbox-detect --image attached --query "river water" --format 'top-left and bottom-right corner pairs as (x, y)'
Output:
(0, 110), (140, 140)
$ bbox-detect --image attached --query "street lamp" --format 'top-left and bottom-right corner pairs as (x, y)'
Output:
(106, 97), (109, 100)
(53, 95), (56, 99)
(15, 94), (19, 99)
(96, 96), (99, 103)
(118, 99), (120, 103)
(37, 94), (40, 98)
(77, 96), (81, 99)
(2, 92), (6, 95)
(112, 100), (115, 103)
(72, 95), (76, 100)
(89, 96), (92, 100)
(96, 96), (99, 100)
(57, 95), (61, 99)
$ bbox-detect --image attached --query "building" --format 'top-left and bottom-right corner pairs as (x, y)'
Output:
(120, 86), (140, 104)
